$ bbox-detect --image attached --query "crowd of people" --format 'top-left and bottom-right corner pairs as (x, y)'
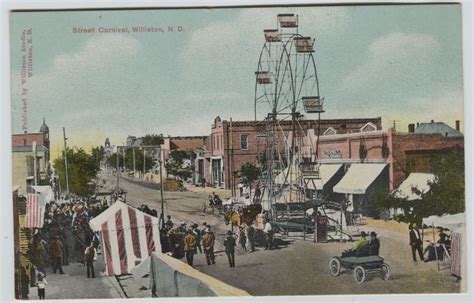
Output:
(19, 196), (109, 300)
(159, 216), (271, 268)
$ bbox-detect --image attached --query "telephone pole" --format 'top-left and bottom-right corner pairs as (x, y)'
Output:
(63, 127), (70, 194)
(132, 147), (136, 175)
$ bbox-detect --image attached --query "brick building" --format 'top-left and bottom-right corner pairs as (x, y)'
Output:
(194, 116), (383, 190)
(309, 120), (464, 215)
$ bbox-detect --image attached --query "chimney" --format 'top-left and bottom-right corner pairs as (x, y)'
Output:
(408, 123), (415, 133)
(455, 120), (460, 131)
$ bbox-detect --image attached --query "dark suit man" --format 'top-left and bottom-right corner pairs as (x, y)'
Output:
(409, 224), (424, 262)
(224, 231), (236, 268)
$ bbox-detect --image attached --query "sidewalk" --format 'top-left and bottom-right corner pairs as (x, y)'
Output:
(27, 257), (123, 300)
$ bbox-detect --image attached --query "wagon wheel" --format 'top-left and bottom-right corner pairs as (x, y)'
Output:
(381, 263), (391, 280)
(329, 258), (341, 277)
(353, 266), (366, 284)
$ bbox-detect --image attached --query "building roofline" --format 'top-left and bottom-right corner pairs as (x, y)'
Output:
(12, 132), (44, 136)
(221, 117), (382, 127)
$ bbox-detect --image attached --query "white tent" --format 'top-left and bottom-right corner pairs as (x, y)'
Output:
(89, 201), (161, 276)
(32, 185), (55, 202)
(422, 213), (465, 232)
(333, 163), (387, 194)
(393, 173), (436, 201)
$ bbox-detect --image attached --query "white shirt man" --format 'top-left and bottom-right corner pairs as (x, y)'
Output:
(263, 222), (272, 234)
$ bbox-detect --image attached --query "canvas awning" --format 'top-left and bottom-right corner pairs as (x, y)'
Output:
(393, 173), (436, 201)
(89, 201), (161, 276)
(304, 164), (343, 190)
(32, 185), (55, 202)
(422, 213), (465, 232)
(333, 163), (387, 194)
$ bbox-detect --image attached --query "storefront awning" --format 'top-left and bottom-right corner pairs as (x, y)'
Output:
(32, 185), (55, 202)
(333, 163), (387, 194)
(393, 173), (436, 201)
(304, 164), (343, 190)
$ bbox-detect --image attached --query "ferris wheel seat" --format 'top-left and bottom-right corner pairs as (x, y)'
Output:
(303, 96), (324, 113)
(277, 14), (298, 28)
(255, 71), (272, 84)
(264, 29), (280, 42)
(295, 37), (314, 53)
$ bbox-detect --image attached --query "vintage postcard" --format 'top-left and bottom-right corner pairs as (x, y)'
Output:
(9, 3), (467, 300)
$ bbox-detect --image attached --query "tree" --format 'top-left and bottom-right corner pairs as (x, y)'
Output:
(142, 134), (164, 146)
(240, 162), (261, 186)
(90, 146), (104, 169)
(165, 150), (193, 180)
(53, 147), (99, 196)
(373, 151), (465, 226)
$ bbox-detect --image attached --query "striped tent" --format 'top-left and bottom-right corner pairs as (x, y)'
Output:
(89, 201), (161, 276)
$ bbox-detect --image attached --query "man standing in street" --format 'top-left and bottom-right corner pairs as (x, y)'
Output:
(409, 223), (424, 262)
(224, 231), (236, 268)
(84, 242), (96, 278)
(263, 220), (273, 250)
(247, 224), (256, 252)
(238, 226), (247, 251)
(165, 215), (174, 230)
(50, 235), (64, 274)
(192, 224), (202, 254)
(184, 229), (196, 267)
(202, 228), (216, 265)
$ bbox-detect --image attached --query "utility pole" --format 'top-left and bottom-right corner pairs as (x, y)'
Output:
(230, 117), (235, 197)
(32, 141), (37, 186)
(132, 147), (136, 176)
(116, 147), (120, 190)
(63, 127), (70, 195)
(143, 149), (146, 176)
(158, 147), (165, 227)
(122, 146), (126, 173)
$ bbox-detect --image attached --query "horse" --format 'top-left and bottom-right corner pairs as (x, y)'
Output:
(224, 204), (263, 227)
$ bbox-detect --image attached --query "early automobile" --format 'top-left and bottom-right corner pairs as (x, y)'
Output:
(329, 246), (391, 284)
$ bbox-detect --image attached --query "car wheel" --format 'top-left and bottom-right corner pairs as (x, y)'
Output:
(381, 263), (391, 280)
(353, 265), (366, 284)
(329, 258), (341, 277)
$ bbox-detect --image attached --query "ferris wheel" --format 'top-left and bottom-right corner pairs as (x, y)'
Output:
(254, 14), (324, 122)
(253, 14), (325, 217)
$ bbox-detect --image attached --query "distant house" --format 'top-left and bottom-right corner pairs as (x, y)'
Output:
(414, 120), (463, 138)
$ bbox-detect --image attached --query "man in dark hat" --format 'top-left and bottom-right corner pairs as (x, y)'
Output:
(50, 235), (65, 274)
(191, 224), (202, 254)
(223, 231), (236, 268)
(165, 215), (174, 230)
(369, 231), (380, 256)
(409, 223), (424, 262)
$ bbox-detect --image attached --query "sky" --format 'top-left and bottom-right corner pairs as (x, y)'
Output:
(9, 4), (464, 160)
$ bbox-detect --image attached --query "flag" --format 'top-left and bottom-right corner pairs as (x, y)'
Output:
(25, 193), (46, 228)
